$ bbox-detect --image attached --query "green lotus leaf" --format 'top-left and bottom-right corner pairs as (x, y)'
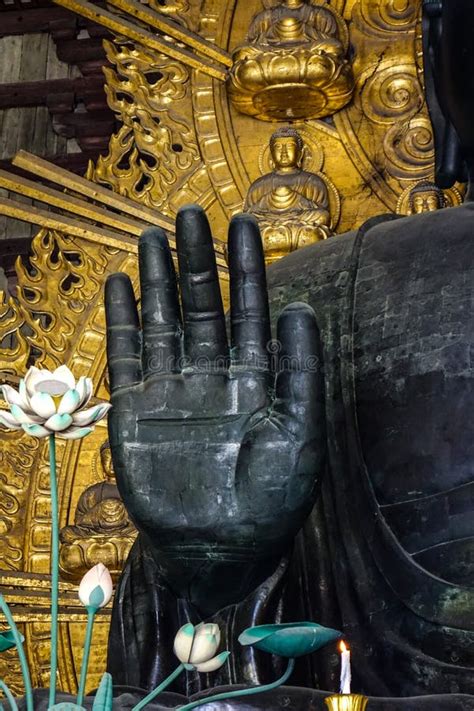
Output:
(238, 622), (342, 658)
(0, 630), (23, 653)
(49, 704), (86, 711)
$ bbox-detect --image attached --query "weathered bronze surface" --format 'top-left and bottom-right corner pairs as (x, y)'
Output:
(106, 203), (474, 702)
(105, 209), (325, 619)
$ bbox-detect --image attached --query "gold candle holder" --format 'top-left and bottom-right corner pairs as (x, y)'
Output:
(324, 694), (369, 711)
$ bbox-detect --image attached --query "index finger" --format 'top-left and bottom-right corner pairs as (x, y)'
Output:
(105, 273), (142, 392)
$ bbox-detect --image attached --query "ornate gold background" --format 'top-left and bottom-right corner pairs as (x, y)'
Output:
(0, 0), (455, 697)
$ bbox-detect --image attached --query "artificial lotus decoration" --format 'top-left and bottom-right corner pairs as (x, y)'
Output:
(77, 565), (114, 706)
(90, 672), (114, 711)
(132, 623), (230, 711)
(0, 629), (23, 653)
(0, 366), (110, 440)
(49, 672), (113, 711)
(0, 680), (18, 711)
(78, 563), (113, 610)
(0, 366), (112, 710)
(0, 594), (32, 711)
(174, 623), (230, 672)
(238, 621), (342, 657)
(176, 622), (343, 711)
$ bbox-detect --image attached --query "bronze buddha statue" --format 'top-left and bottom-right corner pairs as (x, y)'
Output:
(227, 0), (354, 121)
(104, 0), (473, 705)
(244, 127), (332, 263)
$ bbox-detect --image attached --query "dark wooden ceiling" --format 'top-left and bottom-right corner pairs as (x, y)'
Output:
(0, 0), (118, 270)
(0, 0), (117, 176)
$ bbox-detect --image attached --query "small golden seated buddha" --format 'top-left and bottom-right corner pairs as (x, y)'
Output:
(244, 127), (332, 263)
(396, 179), (464, 215)
(408, 181), (446, 213)
(60, 442), (136, 582)
(227, 0), (354, 121)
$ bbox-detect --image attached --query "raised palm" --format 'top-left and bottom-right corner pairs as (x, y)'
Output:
(105, 206), (325, 616)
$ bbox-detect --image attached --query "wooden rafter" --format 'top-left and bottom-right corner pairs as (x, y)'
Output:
(106, 0), (232, 68)
(52, 0), (228, 81)
(0, 77), (107, 110)
(0, 152), (228, 269)
(0, 194), (139, 253)
(0, 169), (150, 236)
(13, 151), (174, 230)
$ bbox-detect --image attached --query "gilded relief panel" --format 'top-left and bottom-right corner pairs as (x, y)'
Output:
(0, 0), (462, 698)
(194, 0), (432, 244)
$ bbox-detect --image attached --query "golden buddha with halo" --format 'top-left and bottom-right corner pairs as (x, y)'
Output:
(59, 441), (136, 582)
(227, 0), (354, 121)
(244, 127), (333, 263)
(395, 179), (465, 215)
(408, 180), (446, 213)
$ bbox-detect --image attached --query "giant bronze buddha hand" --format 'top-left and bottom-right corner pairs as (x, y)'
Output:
(104, 205), (325, 616)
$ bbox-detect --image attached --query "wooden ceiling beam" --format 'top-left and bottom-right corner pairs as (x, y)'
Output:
(52, 0), (227, 81)
(0, 154), (95, 176)
(106, 0), (232, 68)
(0, 194), (140, 253)
(13, 150), (175, 230)
(0, 194), (229, 276)
(0, 76), (106, 109)
(0, 168), (150, 237)
(0, 4), (105, 35)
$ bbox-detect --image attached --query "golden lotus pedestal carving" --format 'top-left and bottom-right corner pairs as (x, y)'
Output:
(227, 0), (354, 121)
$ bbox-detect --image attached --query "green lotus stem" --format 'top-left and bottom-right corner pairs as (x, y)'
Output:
(131, 663), (185, 711)
(177, 657), (295, 711)
(0, 595), (33, 711)
(48, 433), (59, 709)
(76, 606), (97, 706)
(0, 680), (18, 711)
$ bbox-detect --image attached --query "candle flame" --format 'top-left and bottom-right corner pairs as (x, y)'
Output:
(339, 640), (349, 653)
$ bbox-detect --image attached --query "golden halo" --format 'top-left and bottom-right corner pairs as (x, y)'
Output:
(90, 436), (111, 482)
(258, 126), (325, 175)
(91, 444), (102, 481)
(317, 171), (341, 229)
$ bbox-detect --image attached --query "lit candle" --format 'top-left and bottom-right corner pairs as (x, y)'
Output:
(339, 641), (351, 694)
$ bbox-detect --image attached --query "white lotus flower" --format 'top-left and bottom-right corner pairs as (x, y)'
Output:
(173, 623), (229, 672)
(0, 365), (111, 440)
(78, 563), (113, 609)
